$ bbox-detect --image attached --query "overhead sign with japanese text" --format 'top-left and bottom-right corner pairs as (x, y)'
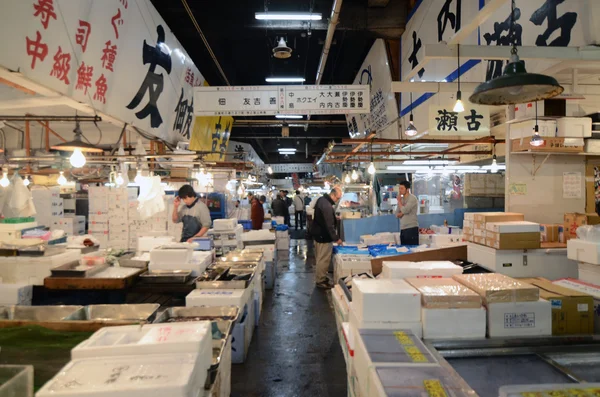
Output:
(189, 116), (232, 161)
(428, 104), (489, 136)
(194, 85), (370, 116)
(346, 39), (399, 140)
(225, 141), (264, 165)
(0, 0), (203, 143)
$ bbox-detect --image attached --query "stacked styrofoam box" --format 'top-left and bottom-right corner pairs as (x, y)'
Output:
(107, 188), (130, 249)
(556, 117), (592, 138)
(333, 254), (373, 281)
(567, 238), (600, 285)
(150, 250), (212, 277)
(88, 186), (109, 248)
(419, 234), (464, 247)
(430, 225), (461, 235)
(0, 283), (33, 305)
(211, 224), (244, 250)
(0, 222), (38, 241)
(275, 230), (290, 251)
(509, 119), (556, 139)
(349, 279), (422, 337)
(53, 215), (86, 237)
(31, 187), (63, 228)
(0, 249), (80, 285)
(361, 232), (395, 246)
(380, 261), (463, 279)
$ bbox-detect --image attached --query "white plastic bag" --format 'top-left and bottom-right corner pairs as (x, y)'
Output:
(8, 175), (36, 217)
(137, 175), (165, 220)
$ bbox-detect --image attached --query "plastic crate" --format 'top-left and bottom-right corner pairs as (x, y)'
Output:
(0, 217), (35, 224)
(238, 220), (252, 230)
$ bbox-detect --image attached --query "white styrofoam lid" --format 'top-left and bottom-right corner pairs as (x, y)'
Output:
(383, 261), (461, 270)
(187, 289), (246, 299)
(37, 353), (201, 396)
(352, 279), (419, 295)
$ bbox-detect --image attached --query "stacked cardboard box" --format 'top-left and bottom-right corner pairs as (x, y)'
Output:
(553, 278), (600, 333)
(467, 212), (525, 246)
(406, 277), (485, 339)
(567, 237), (600, 286)
(88, 186), (109, 248)
(564, 213), (600, 241)
(484, 221), (540, 250)
(53, 215), (86, 237)
(453, 273), (550, 337)
(540, 223), (564, 243)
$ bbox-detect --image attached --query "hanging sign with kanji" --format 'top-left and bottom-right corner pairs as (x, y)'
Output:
(427, 104), (490, 137)
(194, 85), (370, 116)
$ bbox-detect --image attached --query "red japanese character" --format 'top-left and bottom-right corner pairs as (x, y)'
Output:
(25, 31), (48, 69)
(33, 0), (57, 30)
(75, 62), (93, 94)
(75, 20), (91, 53)
(111, 9), (123, 39)
(93, 74), (107, 103)
(184, 67), (193, 85)
(50, 46), (71, 84)
(100, 40), (117, 72)
(120, 0), (128, 9)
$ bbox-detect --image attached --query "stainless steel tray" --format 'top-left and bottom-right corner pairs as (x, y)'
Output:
(118, 252), (149, 269)
(211, 262), (257, 270)
(64, 304), (160, 322)
(139, 269), (192, 283)
(196, 269), (255, 289)
(206, 338), (227, 389)
(222, 252), (263, 262)
(154, 306), (239, 326)
(50, 261), (109, 278)
(0, 305), (84, 321)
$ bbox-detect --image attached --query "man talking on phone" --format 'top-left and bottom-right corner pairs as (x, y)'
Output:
(396, 181), (419, 245)
(172, 185), (212, 242)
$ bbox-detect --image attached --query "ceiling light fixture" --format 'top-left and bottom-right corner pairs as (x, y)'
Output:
(0, 169), (9, 188)
(57, 171), (67, 186)
(265, 77), (305, 83)
(351, 169), (359, 181)
(344, 173), (351, 184)
(278, 148), (297, 153)
(255, 12), (322, 21)
(115, 172), (124, 186)
(23, 176), (30, 187)
(275, 114), (303, 119)
(530, 101), (545, 147)
(267, 166), (273, 174)
(490, 155), (499, 173)
(470, 0), (563, 105)
(453, 44), (465, 113)
(367, 137), (376, 175)
(403, 160), (457, 166)
(405, 92), (418, 137)
(51, 121), (103, 167)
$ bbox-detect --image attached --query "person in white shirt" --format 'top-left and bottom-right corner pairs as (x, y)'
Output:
(293, 190), (305, 230)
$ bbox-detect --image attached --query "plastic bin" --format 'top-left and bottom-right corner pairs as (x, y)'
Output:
(238, 220), (252, 230)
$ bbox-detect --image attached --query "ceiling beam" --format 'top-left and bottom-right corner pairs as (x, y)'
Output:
(328, 150), (492, 157)
(341, 137), (503, 145)
(447, 0), (507, 45)
(343, 132), (376, 162)
(0, 96), (70, 110)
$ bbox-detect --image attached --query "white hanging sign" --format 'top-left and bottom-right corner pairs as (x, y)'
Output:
(428, 104), (490, 136)
(194, 85), (370, 116)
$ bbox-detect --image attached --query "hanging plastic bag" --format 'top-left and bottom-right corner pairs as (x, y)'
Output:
(137, 175), (165, 220)
(8, 175), (36, 217)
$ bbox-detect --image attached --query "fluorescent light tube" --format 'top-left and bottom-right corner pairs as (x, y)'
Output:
(403, 160), (457, 166)
(266, 77), (305, 83)
(276, 115), (303, 119)
(255, 12), (322, 21)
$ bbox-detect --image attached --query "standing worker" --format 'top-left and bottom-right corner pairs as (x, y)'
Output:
(172, 185), (212, 242)
(310, 187), (343, 289)
(283, 190), (292, 227)
(293, 190), (305, 230)
(396, 181), (419, 245)
(248, 192), (264, 230)
(271, 190), (286, 220)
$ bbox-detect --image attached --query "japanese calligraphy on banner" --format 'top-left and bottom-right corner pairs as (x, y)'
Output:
(346, 39), (399, 140)
(0, 0), (204, 143)
(194, 85), (370, 116)
(225, 141), (264, 165)
(428, 104), (489, 136)
(189, 116), (232, 161)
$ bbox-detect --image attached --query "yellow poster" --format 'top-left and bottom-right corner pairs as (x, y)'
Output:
(189, 81), (232, 161)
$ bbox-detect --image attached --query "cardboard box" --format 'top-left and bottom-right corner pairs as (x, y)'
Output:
(453, 273), (539, 304)
(511, 137), (584, 153)
(556, 117), (592, 138)
(473, 212), (525, 224)
(485, 232), (541, 250)
(487, 299), (552, 337)
(486, 221), (540, 233)
(540, 224), (560, 243)
(509, 119), (556, 139)
(553, 278), (600, 333)
(564, 213), (600, 241)
(578, 262), (600, 286)
(473, 236), (485, 245)
(520, 277), (594, 335)
(405, 278), (481, 309)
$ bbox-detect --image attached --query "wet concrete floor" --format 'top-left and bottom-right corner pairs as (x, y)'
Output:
(231, 238), (347, 397)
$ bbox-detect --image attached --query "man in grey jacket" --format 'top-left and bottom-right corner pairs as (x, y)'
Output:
(310, 187), (343, 289)
(396, 181), (419, 245)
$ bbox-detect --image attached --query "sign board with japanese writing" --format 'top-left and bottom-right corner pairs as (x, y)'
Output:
(346, 39), (399, 140)
(190, 116), (232, 161)
(225, 141), (264, 165)
(194, 85), (370, 116)
(428, 104), (490, 136)
(0, 0), (203, 143)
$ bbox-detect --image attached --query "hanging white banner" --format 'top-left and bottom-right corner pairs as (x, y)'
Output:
(428, 104), (490, 136)
(194, 85), (370, 116)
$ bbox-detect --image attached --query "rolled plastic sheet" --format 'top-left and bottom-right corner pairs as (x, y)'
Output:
(453, 274), (539, 304)
(405, 278), (482, 309)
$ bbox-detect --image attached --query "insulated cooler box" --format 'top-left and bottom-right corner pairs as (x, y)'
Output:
(380, 261), (463, 279)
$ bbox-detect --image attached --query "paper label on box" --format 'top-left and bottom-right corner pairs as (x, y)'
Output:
(578, 303), (589, 312)
(504, 312), (535, 328)
(550, 299), (562, 309)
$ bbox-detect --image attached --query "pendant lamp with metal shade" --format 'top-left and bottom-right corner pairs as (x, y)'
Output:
(453, 44), (465, 113)
(405, 92), (418, 137)
(469, 0), (563, 106)
(51, 121), (103, 168)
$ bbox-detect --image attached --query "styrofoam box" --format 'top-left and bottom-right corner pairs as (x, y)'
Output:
(486, 221), (540, 233)
(500, 384), (600, 397)
(567, 239), (600, 265)
(0, 250), (80, 285)
(577, 262), (600, 287)
(487, 299), (551, 338)
(381, 261), (463, 280)
(509, 119), (556, 139)
(272, 216), (284, 225)
(556, 117), (592, 138)
(213, 218), (238, 231)
(150, 246), (193, 265)
(553, 278), (600, 333)
(242, 230), (275, 242)
(0, 222), (38, 232)
(231, 298), (255, 364)
(186, 288), (252, 309)
(351, 279), (421, 323)
(36, 353), (206, 397)
(349, 303), (422, 338)
(71, 322), (212, 361)
(276, 239), (290, 251)
(0, 283), (32, 305)
(150, 251), (212, 277)
(430, 225), (461, 235)
(137, 236), (175, 252)
(422, 308), (486, 339)
(420, 234), (464, 247)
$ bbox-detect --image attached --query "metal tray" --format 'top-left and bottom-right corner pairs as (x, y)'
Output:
(50, 261), (109, 278)
(139, 269), (192, 283)
(64, 304), (160, 322)
(196, 269), (255, 289)
(118, 252), (149, 269)
(0, 305), (84, 321)
(222, 252), (263, 262)
(154, 306), (239, 326)
(206, 338), (227, 389)
(211, 262), (257, 270)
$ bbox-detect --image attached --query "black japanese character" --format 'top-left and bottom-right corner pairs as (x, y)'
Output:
(437, 0), (461, 42)
(464, 109), (484, 131)
(408, 31), (425, 78)
(243, 98), (250, 105)
(289, 92), (294, 97)
(327, 92), (333, 97)
(218, 98), (226, 106)
(350, 91), (355, 97)
(435, 109), (458, 131)
(173, 89), (194, 139)
(219, 121), (230, 160)
(211, 117), (222, 152)
(270, 97), (276, 105)
(233, 144), (245, 161)
(319, 103), (325, 108)
(254, 98), (261, 106)
(289, 103), (294, 109)
(320, 92), (325, 98)
(352, 118), (358, 133)
(335, 92), (340, 97)
(327, 102), (333, 108)
(483, 8), (522, 81)
(530, 0), (577, 47)
(126, 25), (172, 128)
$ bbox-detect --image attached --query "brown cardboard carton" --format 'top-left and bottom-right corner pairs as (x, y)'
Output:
(540, 224), (560, 242)
(406, 278), (482, 309)
(473, 212), (525, 224)
(511, 137), (584, 153)
(520, 277), (594, 335)
(453, 273), (539, 304)
(564, 213), (600, 241)
(485, 232), (541, 250)
(473, 236), (485, 245)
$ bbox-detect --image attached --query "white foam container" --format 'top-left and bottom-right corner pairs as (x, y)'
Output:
(422, 308), (486, 339)
(36, 353), (206, 397)
(352, 279), (421, 323)
(487, 299), (551, 338)
(380, 261), (463, 280)
(186, 288), (251, 309)
(486, 221), (540, 233)
(242, 230), (275, 242)
(137, 236), (175, 252)
(577, 262), (600, 287)
(0, 283), (33, 305)
(213, 218), (238, 231)
(568, 239), (600, 265)
(0, 250), (80, 285)
(348, 302), (422, 338)
(149, 245), (193, 265)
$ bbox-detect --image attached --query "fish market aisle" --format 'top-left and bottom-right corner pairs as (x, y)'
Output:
(231, 239), (348, 397)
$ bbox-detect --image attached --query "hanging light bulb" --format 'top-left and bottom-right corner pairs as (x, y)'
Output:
(344, 173), (351, 183)
(453, 92), (465, 113)
(23, 176), (30, 187)
(57, 171), (67, 186)
(237, 185), (243, 195)
(490, 155), (499, 173)
(69, 148), (86, 168)
(267, 166), (273, 174)
(115, 172), (124, 186)
(0, 170), (9, 188)
(134, 169), (143, 184)
(351, 169), (358, 181)
(530, 126), (545, 147)
(367, 162), (376, 175)
(405, 92), (418, 137)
